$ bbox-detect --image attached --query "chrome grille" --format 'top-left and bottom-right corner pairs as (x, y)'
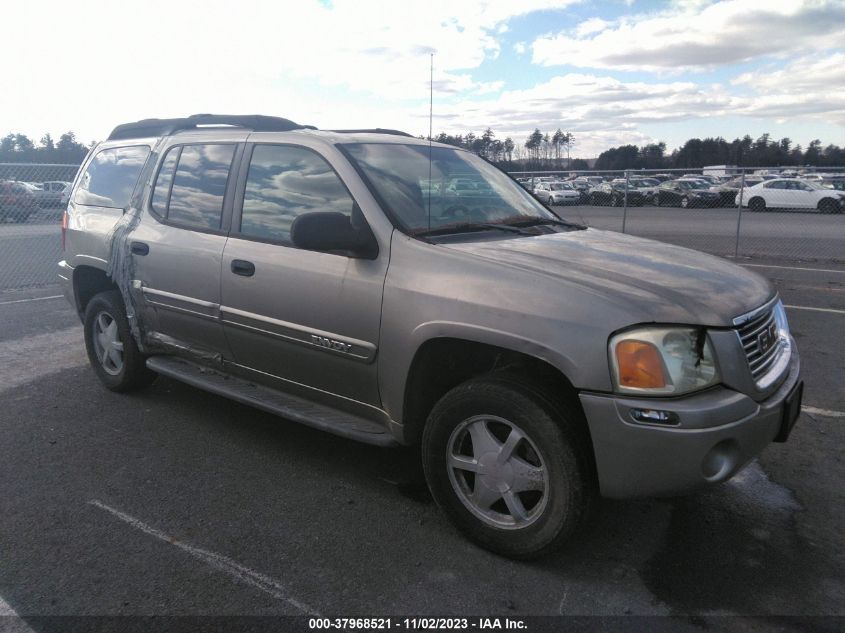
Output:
(737, 306), (782, 381)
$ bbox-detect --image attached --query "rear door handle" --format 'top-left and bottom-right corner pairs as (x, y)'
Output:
(230, 259), (255, 277)
(130, 241), (149, 256)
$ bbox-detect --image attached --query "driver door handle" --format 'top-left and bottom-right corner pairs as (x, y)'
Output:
(231, 259), (255, 277)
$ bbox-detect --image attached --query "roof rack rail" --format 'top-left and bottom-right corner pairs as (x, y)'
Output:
(107, 114), (316, 141)
(329, 128), (414, 138)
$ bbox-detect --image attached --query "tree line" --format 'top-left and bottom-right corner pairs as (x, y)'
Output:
(430, 127), (590, 171)
(430, 128), (844, 171)
(594, 135), (845, 171)
(4, 127), (843, 171)
(0, 132), (91, 164)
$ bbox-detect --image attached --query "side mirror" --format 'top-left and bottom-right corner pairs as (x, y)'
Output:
(290, 211), (378, 259)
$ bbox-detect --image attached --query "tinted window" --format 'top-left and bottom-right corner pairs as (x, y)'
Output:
(166, 144), (236, 230)
(765, 181), (787, 189)
(73, 145), (150, 208)
(151, 146), (179, 216)
(239, 144), (354, 244)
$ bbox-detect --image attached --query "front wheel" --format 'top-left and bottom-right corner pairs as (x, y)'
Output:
(83, 290), (157, 392)
(818, 198), (840, 214)
(422, 374), (594, 559)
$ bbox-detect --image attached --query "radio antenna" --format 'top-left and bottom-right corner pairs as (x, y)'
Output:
(427, 52), (434, 231)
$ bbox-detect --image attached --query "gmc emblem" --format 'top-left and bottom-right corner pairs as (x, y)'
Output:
(757, 321), (778, 354)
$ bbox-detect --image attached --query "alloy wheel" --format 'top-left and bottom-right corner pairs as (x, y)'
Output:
(447, 415), (550, 530)
(92, 311), (124, 376)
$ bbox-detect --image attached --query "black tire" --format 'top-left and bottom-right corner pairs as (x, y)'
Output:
(818, 198), (839, 214)
(83, 290), (156, 392)
(749, 197), (766, 212)
(653, 194), (660, 207)
(422, 373), (594, 559)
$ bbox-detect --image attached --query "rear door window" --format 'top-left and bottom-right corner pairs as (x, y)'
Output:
(151, 144), (236, 230)
(73, 145), (151, 208)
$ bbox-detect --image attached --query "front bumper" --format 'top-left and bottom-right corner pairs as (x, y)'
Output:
(579, 348), (801, 499)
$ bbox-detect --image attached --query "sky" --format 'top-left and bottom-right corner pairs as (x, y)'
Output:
(2, 0), (844, 157)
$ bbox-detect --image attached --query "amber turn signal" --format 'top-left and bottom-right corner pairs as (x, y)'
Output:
(615, 340), (667, 389)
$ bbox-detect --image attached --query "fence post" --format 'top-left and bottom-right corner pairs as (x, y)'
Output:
(734, 170), (746, 257)
(621, 170), (630, 234)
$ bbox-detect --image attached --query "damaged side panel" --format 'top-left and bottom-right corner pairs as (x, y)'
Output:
(104, 137), (237, 366)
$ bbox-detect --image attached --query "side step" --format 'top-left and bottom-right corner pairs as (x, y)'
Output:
(146, 356), (396, 447)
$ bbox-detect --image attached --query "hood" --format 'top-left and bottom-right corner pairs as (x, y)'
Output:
(442, 228), (773, 326)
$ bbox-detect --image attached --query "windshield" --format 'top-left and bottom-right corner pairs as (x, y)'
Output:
(343, 143), (558, 234)
(550, 183), (572, 190)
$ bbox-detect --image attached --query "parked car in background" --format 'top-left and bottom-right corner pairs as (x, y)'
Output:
(654, 179), (721, 208)
(0, 180), (40, 222)
(820, 177), (845, 191)
(614, 177), (661, 201)
(711, 176), (765, 206)
(534, 181), (581, 205)
(682, 174), (721, 185)
(590, 182), (646, 206)
(568, 179), (594, 201)
(39, 181), (72, 207)
(737, 179), (844, 213)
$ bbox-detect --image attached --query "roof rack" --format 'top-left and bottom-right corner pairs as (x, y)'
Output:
(329, 128), (414, 138)
(107, 114), (316, 141)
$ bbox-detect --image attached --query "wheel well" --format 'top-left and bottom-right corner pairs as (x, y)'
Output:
(402, 338), (588, 448)
(818, 197), (836, 208)
(73, 266), (118, 317)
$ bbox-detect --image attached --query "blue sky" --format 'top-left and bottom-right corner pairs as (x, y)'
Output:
(3, 0), (844, 157)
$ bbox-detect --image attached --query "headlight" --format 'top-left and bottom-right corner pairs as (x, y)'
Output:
(772, 300), (790, 341)
(609, 327), (719, 395)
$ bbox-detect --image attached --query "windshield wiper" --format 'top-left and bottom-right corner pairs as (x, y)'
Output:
(412, 222), (528, 238)
(495, 216), (585, 230)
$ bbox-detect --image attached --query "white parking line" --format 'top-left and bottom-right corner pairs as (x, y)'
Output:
(0, 595), (36, 632)
(0, 295), (63, 306)
(784, 305), (845, 315)
(88, 500), (320, 616)
(742, 264), (845, 274)
(803, 406), (845, 419)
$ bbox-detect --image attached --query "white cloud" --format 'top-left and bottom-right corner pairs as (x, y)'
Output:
(575, 17), (611, 37)
(533, 0), (845, 72)
(424, 73), (732, 155)
(1, 0), (577, 141)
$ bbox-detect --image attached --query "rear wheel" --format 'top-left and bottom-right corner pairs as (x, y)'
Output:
(749, 197), (766, 212)
(83, 290), (156, 392)
(818, 198), (840, 214)
(422, 374), (594, 559)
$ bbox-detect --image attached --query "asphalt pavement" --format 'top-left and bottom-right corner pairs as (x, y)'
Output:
(0, 256), (843, 631)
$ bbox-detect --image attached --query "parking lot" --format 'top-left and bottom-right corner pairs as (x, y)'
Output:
(0, 209), (843, 629)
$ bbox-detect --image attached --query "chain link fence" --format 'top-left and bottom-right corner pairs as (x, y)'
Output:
(1, 163), (79, 291)
(1, 161), (844, 294)
(509, 166), (845, 262)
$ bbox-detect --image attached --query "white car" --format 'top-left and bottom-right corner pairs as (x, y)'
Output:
(533, 181), (581, 205)
(736, 178), (844, 213)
